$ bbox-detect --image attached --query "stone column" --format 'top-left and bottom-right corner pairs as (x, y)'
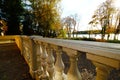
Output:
(87, 53), (120, 80)
(29, 38), (38, 79)
(40, 43), (49, 80)
(35, 42), (43, 80)
(93, 62), (112, 80)
(63, 48), (82, 80)
(54, 46), (66, 80)
(46, 44), (55, 80)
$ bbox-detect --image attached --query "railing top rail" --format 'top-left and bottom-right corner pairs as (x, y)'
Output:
(32, 36), (120, 61)
(0, 35), (16, 39)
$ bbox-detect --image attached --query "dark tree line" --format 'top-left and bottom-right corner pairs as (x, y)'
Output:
(0, 0), (61, 37)
(0, 0), (24, 35)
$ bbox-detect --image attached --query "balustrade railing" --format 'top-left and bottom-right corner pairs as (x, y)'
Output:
(0, 35), (120, 80)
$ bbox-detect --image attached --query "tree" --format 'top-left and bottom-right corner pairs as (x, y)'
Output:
(90, 0), (115, 40)
(1, 0), (24, 35)
(0, 19), (8, 35)
(62, 16), (75, 38)
(103, 0), (115, 40)
(88, 15), (99, 39)
(71, 14), (80, 38)
(29, 0), (61, 37)
(88, 20), (94, 38)
(91, 6), (106, 40)
(22, 12), (34, 35)
(114, 10), (120, 40)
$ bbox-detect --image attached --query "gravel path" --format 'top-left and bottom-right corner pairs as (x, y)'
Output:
(0, 43), (33, 80)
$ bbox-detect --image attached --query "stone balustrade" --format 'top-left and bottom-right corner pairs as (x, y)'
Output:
(0, 35), (120, 80)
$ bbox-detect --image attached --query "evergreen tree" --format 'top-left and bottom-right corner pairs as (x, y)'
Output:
(1, 0), (24, 35)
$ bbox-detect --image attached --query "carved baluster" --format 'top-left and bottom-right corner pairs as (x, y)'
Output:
(40, 43), (49, 80)
(28, 38), (38, 79)
(63, 48), (82, 80)
(35, 42), (43, 80)
(46, 44), (55, 80)
(54, 46), (66, 80)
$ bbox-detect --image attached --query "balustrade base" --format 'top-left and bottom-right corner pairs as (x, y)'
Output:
(30, 69), (38, 79)
(54, 71), (67, 80)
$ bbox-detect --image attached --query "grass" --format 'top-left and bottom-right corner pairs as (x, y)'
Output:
(107, 40), (120, 43)
(70, 37), (120, 44)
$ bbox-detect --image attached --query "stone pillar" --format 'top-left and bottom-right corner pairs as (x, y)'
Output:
(29, 38), (38, 79)
(63, 48), (82, 80)
(93, 62), (112, 80)
(54, 46), (66, 80)
(40, 43), (49, 80)
(86, 53), (120, 80)
(20, 36), (24, 55)
(35, 42), (43, 80)
(46, 44), (55, 80)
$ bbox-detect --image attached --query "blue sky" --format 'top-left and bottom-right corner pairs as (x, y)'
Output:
(61, 0), (120, 31)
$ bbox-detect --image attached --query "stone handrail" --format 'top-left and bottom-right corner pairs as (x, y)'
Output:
(22, 36), (120, 80)
(0, 35), (120, 80)
(0, 35), (22, 51)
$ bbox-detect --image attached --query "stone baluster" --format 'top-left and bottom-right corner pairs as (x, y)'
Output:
(20, 37), (24, 55)
(63, 48), (82, 80)
(46, 44), (55, 80)
(35, 41), (43, 80)
(40, 43), (49, 80)
(22, 40), (26, 57)
(54, 46), (66, 80)
(29, 38), (38, 79)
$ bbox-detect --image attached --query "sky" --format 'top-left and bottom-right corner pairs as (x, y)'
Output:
(61, 0), (120, 31)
